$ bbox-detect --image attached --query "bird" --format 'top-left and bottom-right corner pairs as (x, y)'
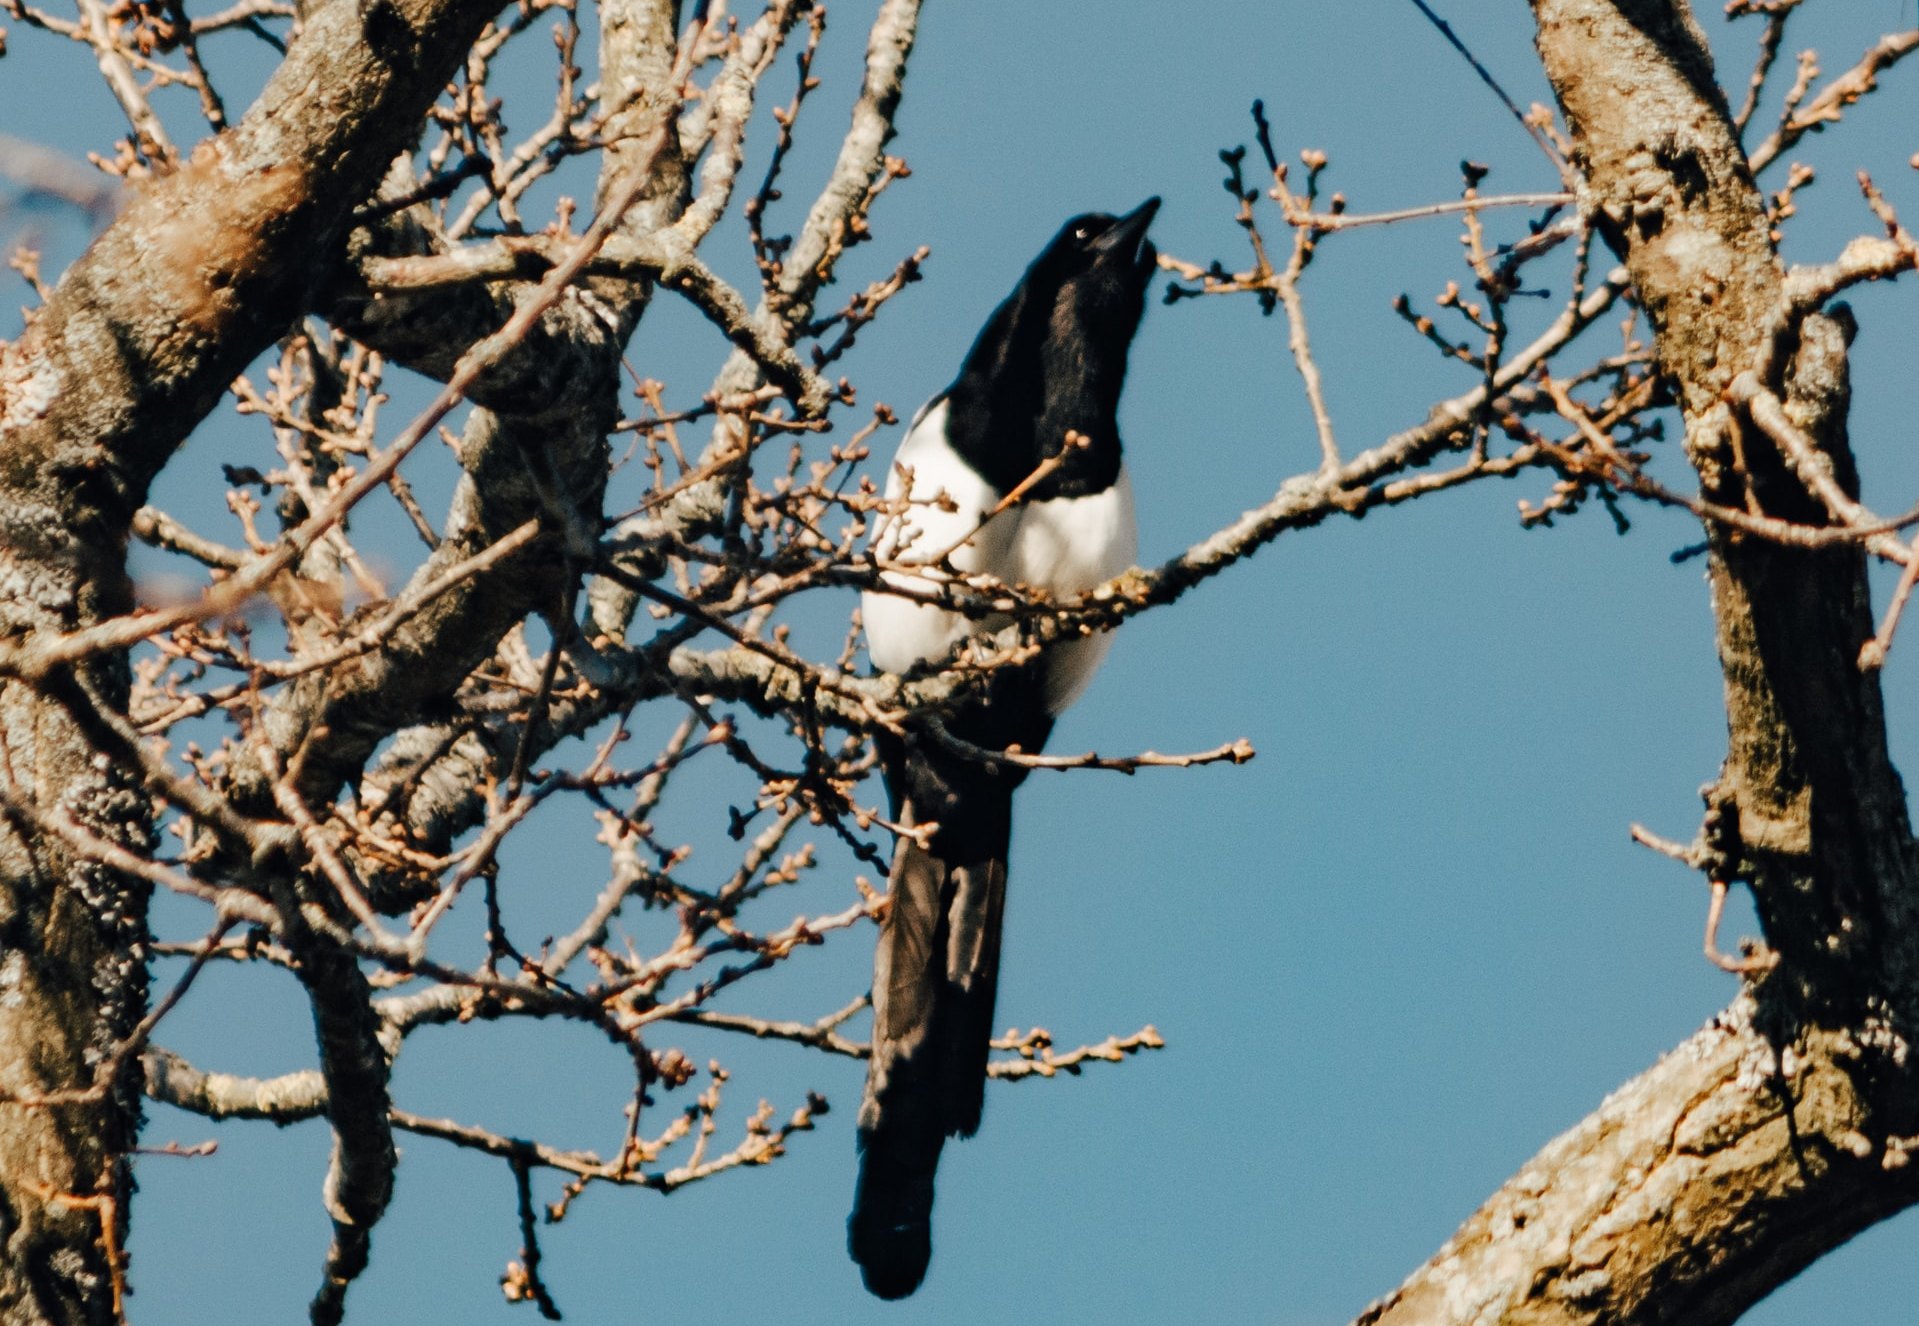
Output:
(849, 196), (1159, 1299)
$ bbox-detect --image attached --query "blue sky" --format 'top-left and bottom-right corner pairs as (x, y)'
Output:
(10, 1), (1919, 1321)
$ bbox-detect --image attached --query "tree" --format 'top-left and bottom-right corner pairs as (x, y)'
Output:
(1, 0), (1918, 1321)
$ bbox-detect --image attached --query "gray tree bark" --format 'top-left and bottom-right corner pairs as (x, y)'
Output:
(0, 0), (505, 1319)
(3, 1), (1917, 1322)
(1359, 4), (1919, 1322)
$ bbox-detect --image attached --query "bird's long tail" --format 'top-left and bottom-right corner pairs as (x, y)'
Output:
(848, 781), (1012, 1300)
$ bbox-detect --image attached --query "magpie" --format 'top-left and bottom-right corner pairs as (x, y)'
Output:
(850, 197), (1159, 1300)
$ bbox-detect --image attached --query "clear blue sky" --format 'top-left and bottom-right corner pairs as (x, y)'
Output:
(8, 2), (1919, 1321)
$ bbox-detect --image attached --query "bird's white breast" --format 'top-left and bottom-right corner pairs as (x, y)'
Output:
(862, 401), (1136, 716)
(1015, 471), (1135, 713)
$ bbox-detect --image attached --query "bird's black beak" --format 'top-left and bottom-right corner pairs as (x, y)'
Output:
(1093, 196), (1160, 271)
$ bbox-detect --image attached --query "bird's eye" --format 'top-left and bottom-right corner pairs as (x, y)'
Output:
(1073, 225), (1092, 241)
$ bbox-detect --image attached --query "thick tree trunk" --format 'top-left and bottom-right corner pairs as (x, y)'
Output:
(1358, 4), (1919, 1322)
(0, 0), (504, 1317)
(0, 670), (148, 1324)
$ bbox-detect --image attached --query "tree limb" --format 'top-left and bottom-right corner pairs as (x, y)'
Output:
(1359, 5), (1919, 1321)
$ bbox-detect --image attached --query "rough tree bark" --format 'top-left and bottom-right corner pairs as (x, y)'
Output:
(4, 0), (1918, 1320)
(0, 0), (504, 1319)
(1358, 4), (1919, 1322)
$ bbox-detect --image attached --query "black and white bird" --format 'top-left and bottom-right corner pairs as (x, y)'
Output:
(850, 197), (1159, 1299)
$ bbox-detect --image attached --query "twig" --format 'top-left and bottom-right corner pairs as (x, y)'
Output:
(1292, 192), (1573, 233)
(1704, 878), (1778, 975)
(503, 1157), (562, 1320)
(1728, 371), (1873, 528)
(1730, 2), (1797, 139)
(923, 717), (1255, 776)
(74, 0), (177, 167)
(986, 1025), (1166, 1082)
(1747, 28), (1919, 173)
(671, 995), (869, 1056)
(23, 1176), (126, 1323)
(1860, 527), (1919, 670)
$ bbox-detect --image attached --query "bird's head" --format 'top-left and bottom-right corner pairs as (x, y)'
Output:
(944, 196), (1161, 495)
(957, 195), (1160, 403)
(1031, 196), (1161, 352)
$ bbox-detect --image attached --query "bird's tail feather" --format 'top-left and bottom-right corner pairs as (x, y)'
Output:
(849, 790), (1011, 1300)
